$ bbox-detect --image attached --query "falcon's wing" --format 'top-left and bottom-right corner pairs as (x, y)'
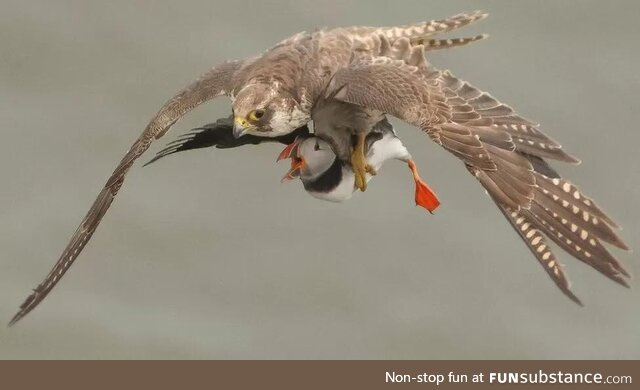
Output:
(328, 55), (497, 168)
(328, 53), (629, 302)
(10, 60), (245, 325)
(144, 117), (310, 166)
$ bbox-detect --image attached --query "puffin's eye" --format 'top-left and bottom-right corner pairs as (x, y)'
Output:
(314, 141), (320, 151)
(248, 109), (265, 121)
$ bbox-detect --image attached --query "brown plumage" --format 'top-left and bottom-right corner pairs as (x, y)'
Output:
(10, 11), (629, 325)
(327, 50), (629, 302)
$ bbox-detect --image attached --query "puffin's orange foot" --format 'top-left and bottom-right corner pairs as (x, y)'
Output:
(414, 178), (440, 213)
(408, 160), (440, 214)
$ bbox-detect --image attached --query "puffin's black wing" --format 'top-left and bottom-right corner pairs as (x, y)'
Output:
(144, 116), (311, 166)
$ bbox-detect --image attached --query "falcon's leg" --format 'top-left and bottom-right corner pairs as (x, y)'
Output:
(407, 160), (440, 213)
(351, 132), (376, 192)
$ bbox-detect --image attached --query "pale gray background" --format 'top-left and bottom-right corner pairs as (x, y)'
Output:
(1, 0), (638, 359)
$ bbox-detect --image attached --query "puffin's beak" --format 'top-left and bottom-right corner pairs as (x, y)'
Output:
(276, 137), (303, 162)
(233, 116), (249, 138)
(281, 157), (306, 182)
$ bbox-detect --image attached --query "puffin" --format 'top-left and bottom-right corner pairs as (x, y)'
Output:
(278, 118), (440, 212)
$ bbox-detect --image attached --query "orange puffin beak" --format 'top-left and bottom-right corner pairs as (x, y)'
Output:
(276, 137), (303, 162)
(281, 157), (306, 182)
(278, 137), (306, 182)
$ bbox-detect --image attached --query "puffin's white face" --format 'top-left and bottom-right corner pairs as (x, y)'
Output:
(296, 138), (337, 180)
(232, 84), (308, 138)
(279, 137), (337, 182)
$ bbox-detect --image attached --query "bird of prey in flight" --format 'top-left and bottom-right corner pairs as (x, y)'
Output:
(10, 11), (630, 326)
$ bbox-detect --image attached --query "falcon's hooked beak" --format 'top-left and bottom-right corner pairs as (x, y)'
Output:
(233, 116), (251, 138)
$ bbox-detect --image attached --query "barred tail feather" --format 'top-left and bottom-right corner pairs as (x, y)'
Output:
(375, 11), (487, 43)
(421, 34), (488, 51)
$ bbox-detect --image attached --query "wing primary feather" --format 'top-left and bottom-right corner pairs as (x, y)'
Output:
(493, 200), (583, 306)
(527, 203), (630, 287)
(10, 61), (244, 325)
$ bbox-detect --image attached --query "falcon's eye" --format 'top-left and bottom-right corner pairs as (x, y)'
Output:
(248, 109), (265, 121)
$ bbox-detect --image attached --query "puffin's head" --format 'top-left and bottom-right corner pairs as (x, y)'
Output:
(232, 83), (308, 138)
(278, 137), (337, 182)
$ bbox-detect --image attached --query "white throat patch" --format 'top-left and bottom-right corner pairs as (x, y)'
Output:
(270, 106), (310, 136)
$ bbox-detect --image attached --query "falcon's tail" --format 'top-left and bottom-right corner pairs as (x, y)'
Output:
(470, 155), (630, 304)
(421, 34), (488, 52)
(374, 10), (487, 47)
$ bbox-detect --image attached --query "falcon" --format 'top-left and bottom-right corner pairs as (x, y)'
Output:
(10, 11), (630, 325)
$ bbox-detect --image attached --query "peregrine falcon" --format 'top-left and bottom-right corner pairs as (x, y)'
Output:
(10, 11), (629, 325)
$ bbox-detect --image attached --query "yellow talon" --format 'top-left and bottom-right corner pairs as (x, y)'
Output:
(351, 132), (376, 192)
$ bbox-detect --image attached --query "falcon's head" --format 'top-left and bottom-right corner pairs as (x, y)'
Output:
(232, 83), (309, 138)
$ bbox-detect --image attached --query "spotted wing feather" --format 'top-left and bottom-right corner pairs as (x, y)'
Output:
(329, 55), (629, 303)
(476, 155), (630, 301)
(494, 200), (582, 305)
(328, 56), (497, 171)
(9, 61), (245, 325)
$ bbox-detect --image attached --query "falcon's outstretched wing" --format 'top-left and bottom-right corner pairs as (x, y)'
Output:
(10, 61), (245, 325)
(144, 117), (310, 166)
(328, 51), (629, 302)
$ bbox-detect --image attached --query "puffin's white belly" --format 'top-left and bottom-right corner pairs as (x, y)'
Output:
(368, 132), (412, 169)
(307, 133), (411, 203)
(308, 167), (356, 202)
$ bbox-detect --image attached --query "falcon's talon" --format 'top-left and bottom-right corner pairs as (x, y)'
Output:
(353, 165), (368, 191)
(351, 132), (371, 192)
